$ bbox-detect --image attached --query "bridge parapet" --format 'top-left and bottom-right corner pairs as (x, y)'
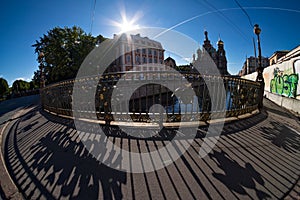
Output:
(40, 71), (260, 124)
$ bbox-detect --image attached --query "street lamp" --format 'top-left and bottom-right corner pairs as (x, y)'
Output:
(38, 52), (45, 88)
(253, 24), (264, 109)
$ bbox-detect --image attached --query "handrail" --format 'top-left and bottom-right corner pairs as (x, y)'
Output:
(40, 71), (260, 123)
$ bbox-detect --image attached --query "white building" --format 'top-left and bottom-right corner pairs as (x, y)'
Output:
(109, 33), (165, 73)
(239, 56), (269, 76)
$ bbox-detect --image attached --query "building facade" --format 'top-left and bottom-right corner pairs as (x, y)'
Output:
(192, 31), (229, 75)
(109, 33), (165, 73)
(164, 57), (176, 69)
(269, 50), (289, 65)
(238, 56), (269, 76)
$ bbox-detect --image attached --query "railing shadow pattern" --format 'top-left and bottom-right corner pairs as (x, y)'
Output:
(3, 99), (300, 199)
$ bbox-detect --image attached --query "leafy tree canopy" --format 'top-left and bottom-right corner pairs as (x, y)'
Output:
(12, 80), (30, 92)
(32, 26), (106, 84)
(0, 78), (9, 97)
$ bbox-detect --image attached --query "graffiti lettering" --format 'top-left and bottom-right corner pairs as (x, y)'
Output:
(270, 70), (299, 98)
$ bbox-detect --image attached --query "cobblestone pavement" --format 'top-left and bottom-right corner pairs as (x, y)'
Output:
(1, 97), (300, 199)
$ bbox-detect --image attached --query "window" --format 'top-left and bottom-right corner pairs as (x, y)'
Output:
(154, 58), (157, 63)
(154, 50), (157, 56)
(126, 45), (130, 52)
(143, 57), (147, 63)
(142, 49), (146, 54)
(149, 57), (152, 63)
(148, 49), (152, 55)
(159, 51), (163, 57)
(136, 55), (140, 63)
(126, 55), (131, 64)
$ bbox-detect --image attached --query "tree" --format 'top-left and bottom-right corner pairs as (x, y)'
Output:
(0, 78), (9, 98)
(32, 26), (106, 84)
(31, 70), (41, 88)
(12, 80), (30, 93)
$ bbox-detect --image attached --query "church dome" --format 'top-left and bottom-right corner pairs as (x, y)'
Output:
(217, 39), (224, 45)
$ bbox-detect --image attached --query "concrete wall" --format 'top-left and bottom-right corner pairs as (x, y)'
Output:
(264, 91), (300, 115)
(243, 57), (300, 99)
(242, 56), (300, 115)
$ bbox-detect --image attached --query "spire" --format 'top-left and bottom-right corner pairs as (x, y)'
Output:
(204, 30), (208, 41)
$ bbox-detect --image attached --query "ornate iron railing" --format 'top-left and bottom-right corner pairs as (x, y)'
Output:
(41, 71), (260, 123)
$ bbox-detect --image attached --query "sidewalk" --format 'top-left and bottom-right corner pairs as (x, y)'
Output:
(0, 98), (299, 199)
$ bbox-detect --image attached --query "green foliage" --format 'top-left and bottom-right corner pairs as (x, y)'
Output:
(32, 26), (106, 84)
(31, 71), (41, 88)
(12, 80), (30, 92)
(177, 64), (192, 72)
(0, 78), (9, 97)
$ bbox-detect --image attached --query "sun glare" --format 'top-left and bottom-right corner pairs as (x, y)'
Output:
(119, 19), (140, 33)
(109, 9), (142, 33)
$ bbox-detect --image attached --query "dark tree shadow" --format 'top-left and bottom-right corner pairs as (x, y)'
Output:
(27, 128), (127, 199)
(260, 121), (300, 153)
(209, 150), (271, 199)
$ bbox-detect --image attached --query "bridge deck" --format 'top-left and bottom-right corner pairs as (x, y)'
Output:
(1, 97), (300, 199)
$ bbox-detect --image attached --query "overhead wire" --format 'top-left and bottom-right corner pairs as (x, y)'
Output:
(201, 0), (251, 42)
(233, 0), (254, 28)
(232, 0), (257, 62)
(90, 0), (97, 34)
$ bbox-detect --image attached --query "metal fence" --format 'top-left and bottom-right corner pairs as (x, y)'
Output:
(41, 71), (260, 123)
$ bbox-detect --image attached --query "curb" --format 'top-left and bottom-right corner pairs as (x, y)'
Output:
(44, 108), (260, 128)
(0, 107), (36, 200)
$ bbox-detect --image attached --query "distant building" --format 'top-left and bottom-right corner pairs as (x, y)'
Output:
(238, 56), (269, 76)
(108, 33), (165, 72)
(164, 57), (176, 69)
(269, 50), (289, 65)
(273, 46), (300, 64)
(192, 31), (229, 75)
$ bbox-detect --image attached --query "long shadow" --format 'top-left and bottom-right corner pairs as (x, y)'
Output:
(218, 109), (268, 136)
(260, 121), (300, 154)
(4, 109), (127, 200)
(208, 150), (271, 199)
(28, 130), (126, 199)
(5, 99), (299, 199)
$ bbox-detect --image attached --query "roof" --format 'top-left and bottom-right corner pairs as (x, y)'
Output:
(164, 56), (175, 62)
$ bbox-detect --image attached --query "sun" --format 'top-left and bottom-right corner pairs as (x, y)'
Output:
(109, 10), (142, 33)
(118, 18), (140, 33)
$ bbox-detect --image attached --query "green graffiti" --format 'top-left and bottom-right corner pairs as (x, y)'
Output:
(276, 76), (284, 94)
(282, 75), (290, 96)
(270, 79), (276, 93)
(270, 71), (299, 98)
(289, 74), (298, 97)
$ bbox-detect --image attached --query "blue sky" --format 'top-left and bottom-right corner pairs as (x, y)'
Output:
(1, 0), (300, 85)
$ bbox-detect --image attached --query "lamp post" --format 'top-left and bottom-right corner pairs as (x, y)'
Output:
(254, 24), (264, 109)
(38, 52), (45, 88)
